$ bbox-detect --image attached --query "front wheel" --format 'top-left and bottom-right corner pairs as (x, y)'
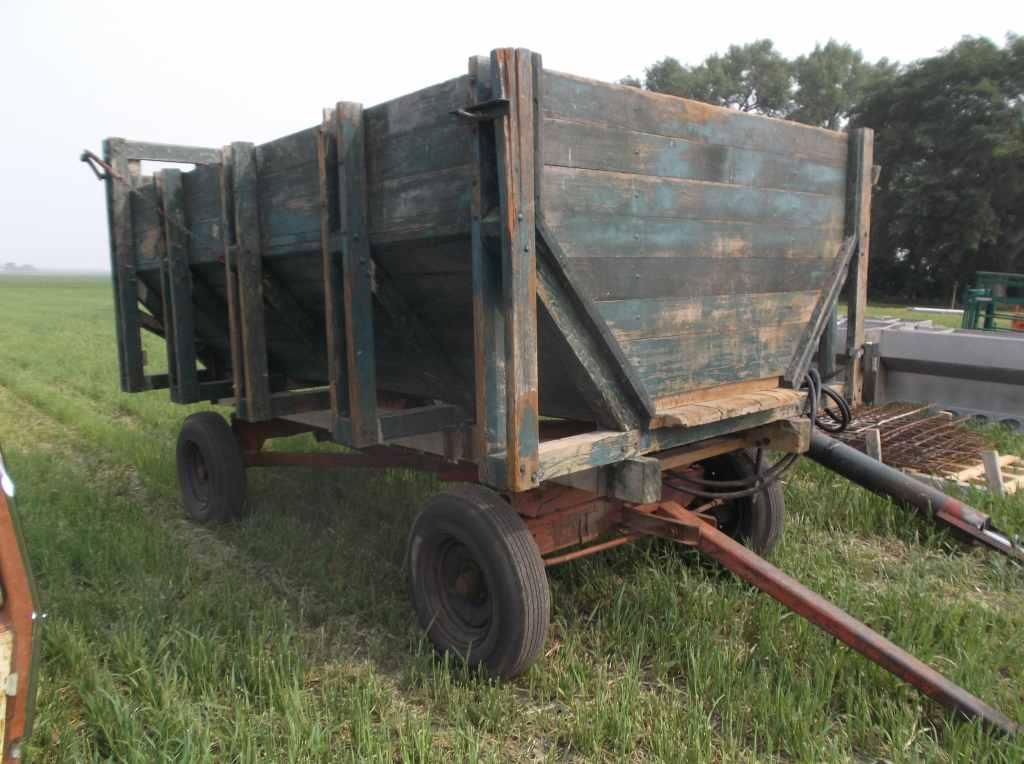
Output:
(666, 450), (785, 557)
(405, 485), (550, 678)
(175, 412), (247, 524)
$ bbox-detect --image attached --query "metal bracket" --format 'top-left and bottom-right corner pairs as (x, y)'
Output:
(452, 98), (510, 123)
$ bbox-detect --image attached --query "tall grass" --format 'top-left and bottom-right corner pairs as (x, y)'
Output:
(1, 275), (1022, 762)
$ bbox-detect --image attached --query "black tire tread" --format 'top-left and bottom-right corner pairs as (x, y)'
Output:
(176, 412), (246, 523)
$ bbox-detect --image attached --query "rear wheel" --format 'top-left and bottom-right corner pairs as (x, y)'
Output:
(176, 412), (247, 524)
(405, 485), (550, 678)
(668, 450), (784, 557)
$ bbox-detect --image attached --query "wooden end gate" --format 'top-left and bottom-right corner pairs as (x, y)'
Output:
(84, 48), (1020, 735)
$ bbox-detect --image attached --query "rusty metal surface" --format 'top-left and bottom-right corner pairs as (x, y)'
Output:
(622, 501), (1020, 736)
(835, 403), (991, 478)
(0, 448), (40, 761)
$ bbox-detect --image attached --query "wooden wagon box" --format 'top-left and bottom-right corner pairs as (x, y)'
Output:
(99, 47), (871, 494)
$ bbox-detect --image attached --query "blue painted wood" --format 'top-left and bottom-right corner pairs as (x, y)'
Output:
(544, 117), (847, 197)
(469, 54), (507, 479)
(543, 166), (845, 229)
(542, 70), (848, 166)
(334, 102), (380, 446)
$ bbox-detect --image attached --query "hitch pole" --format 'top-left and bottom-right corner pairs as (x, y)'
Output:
(807, 430), (1024, 564)
(624, 505), (1020, 735)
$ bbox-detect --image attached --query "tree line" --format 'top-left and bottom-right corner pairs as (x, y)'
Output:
(622, 36), (1023, 303)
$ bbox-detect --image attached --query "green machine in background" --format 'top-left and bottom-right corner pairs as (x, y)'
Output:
(962, 271), (1024, 332)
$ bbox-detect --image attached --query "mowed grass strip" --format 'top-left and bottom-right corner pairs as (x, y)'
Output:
(1, 275), (1023, 762)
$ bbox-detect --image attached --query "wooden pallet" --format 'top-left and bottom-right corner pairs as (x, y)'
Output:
(908, 453), (1024, 497)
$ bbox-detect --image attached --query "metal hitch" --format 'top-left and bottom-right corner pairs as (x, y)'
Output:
(807, 430), (1024, 565)
(622, 502), (1020, 736)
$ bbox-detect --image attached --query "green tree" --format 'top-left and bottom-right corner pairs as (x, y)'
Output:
(644, 40), (793, 117)
(790, 40), (898, 129)
(853, 36), (1024, 300)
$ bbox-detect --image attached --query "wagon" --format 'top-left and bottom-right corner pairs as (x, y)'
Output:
(85, 48), (1021, 733)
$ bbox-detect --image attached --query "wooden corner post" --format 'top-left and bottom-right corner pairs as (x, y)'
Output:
(845, 128), (874, 407)
(103, 138), (146, 392)
(156, 168), (200, 403)
(491, 48), (541, 491)
(229, 141), (272, 421)
(334, 102), (380, 447)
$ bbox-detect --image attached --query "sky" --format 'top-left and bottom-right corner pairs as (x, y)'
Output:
(0, 0), (1017, 272)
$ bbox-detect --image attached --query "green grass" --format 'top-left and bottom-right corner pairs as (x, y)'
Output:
(1, 275), (1023, 762)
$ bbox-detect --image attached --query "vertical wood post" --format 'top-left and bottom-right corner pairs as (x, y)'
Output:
(469, 55), (507, 482)
(865, 429), (882, 462)
(104, 138), (146, 392)
(845, 128), (874, 406)
(982, 451), (1006, 498)
(219, 146), (246, 410)
(158, 169), (200, 403)
(492, 48), (541, 491)
(318, 109), (350, 440)
(334, 102), (380, 447)
(230, 142), (272, 421)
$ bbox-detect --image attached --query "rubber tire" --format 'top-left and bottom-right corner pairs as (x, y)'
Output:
(175, 412), (247, 524)
(696, 450), (785, 557)
(405, 485), (550, 678)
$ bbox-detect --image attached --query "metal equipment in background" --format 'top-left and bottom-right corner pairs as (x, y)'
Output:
(962, 272), (1024, 333)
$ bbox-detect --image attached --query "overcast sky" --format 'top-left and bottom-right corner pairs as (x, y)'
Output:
(0, 0), (1016, 272)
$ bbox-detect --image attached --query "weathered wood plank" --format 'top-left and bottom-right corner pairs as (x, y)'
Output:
(366, 119), (473, 184)
(543, 166), (846, 229)
(104, 138), (146, 391)
(469, 54), (507, 476)
(543, 116), (847, 197)
(335, 102), (380, 446)
(783, 235), (858, 388)
(597, 290), (819, 341)
(130, 179), (164, 272)
(256, 127), (319, 174)
(364, 75), (471, 141)
(624, 322), (804, 397)
(158, 169), (200, 403)
(117, 140), (221, 165)
(542, 70), (848, 166)
(492, 48), (541, 490)
(536, 222), (654, 428)
(318, 111), (348, 426)
(542, 211), (841, 261)
(570, 255), (832, 302)
(367, 164), (473, 236)
(230, 141), (272, 421)
(183, 164), (226, 262)
(219, 147), (245, 407)
(845, 129), (874, 405)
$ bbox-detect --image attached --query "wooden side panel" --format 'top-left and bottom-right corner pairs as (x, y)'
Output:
(256, 128), (322, 255)
(184, 163), (225, 263)
(363, 76), (475, 242)
(540, 71), (849, 404)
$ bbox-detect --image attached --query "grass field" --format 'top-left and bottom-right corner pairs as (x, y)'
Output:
(1, 274), (1023, 762)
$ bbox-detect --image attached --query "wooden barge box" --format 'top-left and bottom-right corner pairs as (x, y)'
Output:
(87, 47), (951, 700)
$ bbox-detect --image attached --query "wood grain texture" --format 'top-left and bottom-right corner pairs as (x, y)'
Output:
(542, 70), (848, 166)
(542, 166), (845, 229)
(845, 129), (874, 406)
(492, 48), (541, 490)
(105, 138), (146, 391)
(544, 116), (846, 197)
(219, 146), (245, 407)
(335, 102), (380, 446)
(230, 141), (272, 421)
(158, 169), (200, 403)
(318, 111), (348, 426)
(597, 290), (819, 341)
